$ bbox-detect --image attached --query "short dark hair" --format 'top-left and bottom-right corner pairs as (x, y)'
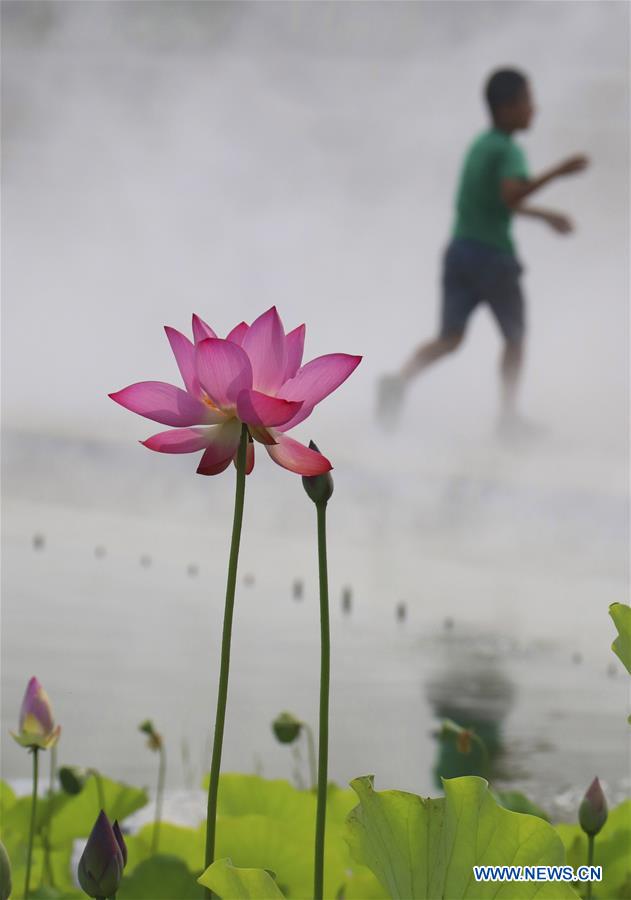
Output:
(485, 69), (528, 114)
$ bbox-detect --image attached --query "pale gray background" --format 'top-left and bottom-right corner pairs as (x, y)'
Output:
(2, 1), (629, 813)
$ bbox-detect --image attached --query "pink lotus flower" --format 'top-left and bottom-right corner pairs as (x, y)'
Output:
(110, 307), (361, 477)
(11, 676), (61, 750)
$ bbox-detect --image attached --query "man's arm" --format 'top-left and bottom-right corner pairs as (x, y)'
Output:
(514, 205), (574, 234)
(501, 154), (589, 209)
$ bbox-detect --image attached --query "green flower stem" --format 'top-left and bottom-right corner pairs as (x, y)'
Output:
(42, 746), (57, 886)
(313, 501), (330, 900)
(89, 769), (106, 814)
(302, 721), (317, 791)
(151, 745), (167, 855)
(586, 834), (595, 900)
(204, 424), (248, 897)
(49, 744), (57, 794)
(24, 747), (39, 900)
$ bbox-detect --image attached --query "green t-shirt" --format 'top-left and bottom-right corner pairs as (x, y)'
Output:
(453, 128), (529, 254)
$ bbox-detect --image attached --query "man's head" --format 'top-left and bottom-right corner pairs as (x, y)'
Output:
(485, 69), (534, 131)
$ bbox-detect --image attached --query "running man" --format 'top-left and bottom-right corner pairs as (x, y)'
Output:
(378, 68), (589, 434)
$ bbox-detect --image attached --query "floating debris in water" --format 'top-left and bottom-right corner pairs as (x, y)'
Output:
(244, 573), (255, 586)
(187, 563), (199, 578)
(140, 554), (152, 568)
(94, 546), (106, 559)
(342, 587), (352, 614)
(606, 663), (617, 678)
(292, 579), (303, 600)
(33, 533), (45, 551)
(396, 602), (407, 622)
(571, 652), (582, 665)
(443, 617), (455, 632)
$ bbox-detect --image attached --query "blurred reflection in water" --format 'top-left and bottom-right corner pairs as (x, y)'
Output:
(426, 631), (515, 787)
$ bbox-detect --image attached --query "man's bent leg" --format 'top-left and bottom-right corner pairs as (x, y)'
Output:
(401, 332), (464, 380)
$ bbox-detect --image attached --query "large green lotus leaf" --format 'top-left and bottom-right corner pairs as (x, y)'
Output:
(1, 776), (146, 851)
(21, 888), (82, 899)
(325, 784), (360, 828)
(1, 793), (72, 844)
(118, 855), (203, 899)
(8, 845), (76, 899)
(199, 858), (285, 898)
(124, 822), (205, 874)
(555, 800), (631, 899)
(0, 781), (16, 814)
(202, 774), (356, 827)
(346, 775), (579, 899)
(198, 775), (360, 897)
(216, 814), (348, 899)
(610, 603), (631, 674)
(340, 867), (389, 899)
(46, 775), (148, 847)
(203, 774), (314, 823)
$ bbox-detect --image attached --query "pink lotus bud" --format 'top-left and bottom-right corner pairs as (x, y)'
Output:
(10, 677), (61, 751)
(78, 810), (126, 898)
(579, 777), (608, 836)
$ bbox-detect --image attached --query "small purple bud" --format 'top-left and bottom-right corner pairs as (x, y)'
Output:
(112, 820), (127, 868)
(579, 777), (608, 836)
(302, 441), (334, 506)
(77, 810), (125, 898)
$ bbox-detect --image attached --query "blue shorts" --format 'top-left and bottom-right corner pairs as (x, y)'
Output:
(440, 237), (525, 342)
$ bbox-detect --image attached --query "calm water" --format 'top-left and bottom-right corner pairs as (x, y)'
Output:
(2, 427), (629, 820)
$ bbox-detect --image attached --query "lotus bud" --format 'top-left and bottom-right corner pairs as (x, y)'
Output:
(302, 441), (334, 506)
(112, 821), (128, 867)
(77, 810), (126, 898)
(59, 765), (89, 795)
(0, 839), (12, 900)
(11, 676), (61, 750)
(272, 712), (302, 744)
(139, 719), (163, 752)
(579, 777), (608, 836)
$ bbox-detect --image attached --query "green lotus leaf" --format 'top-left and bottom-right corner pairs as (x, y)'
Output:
(610, 603), (631, 674)
(0, 775), (146, 855)
(123, 823), (205, 874)
(203, 774), (314, 823)
(214, 814), (315, 898)
(6, 845), (77, 899)
(118, 855), (203, 899)
(201, 774), (356, 830)
(339, 867), (389, 899)
(20, 887), (82, 899)
(556, 800), (631, 899)
(45, 774), (148, 847)
(346, 775), (579, 898)
(494, 790), (550, 821)
(196, 774), (367, 897)
(0, 782), (16, 816)
(1, 793), (72, 844)
(198, 858), (284, 898)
